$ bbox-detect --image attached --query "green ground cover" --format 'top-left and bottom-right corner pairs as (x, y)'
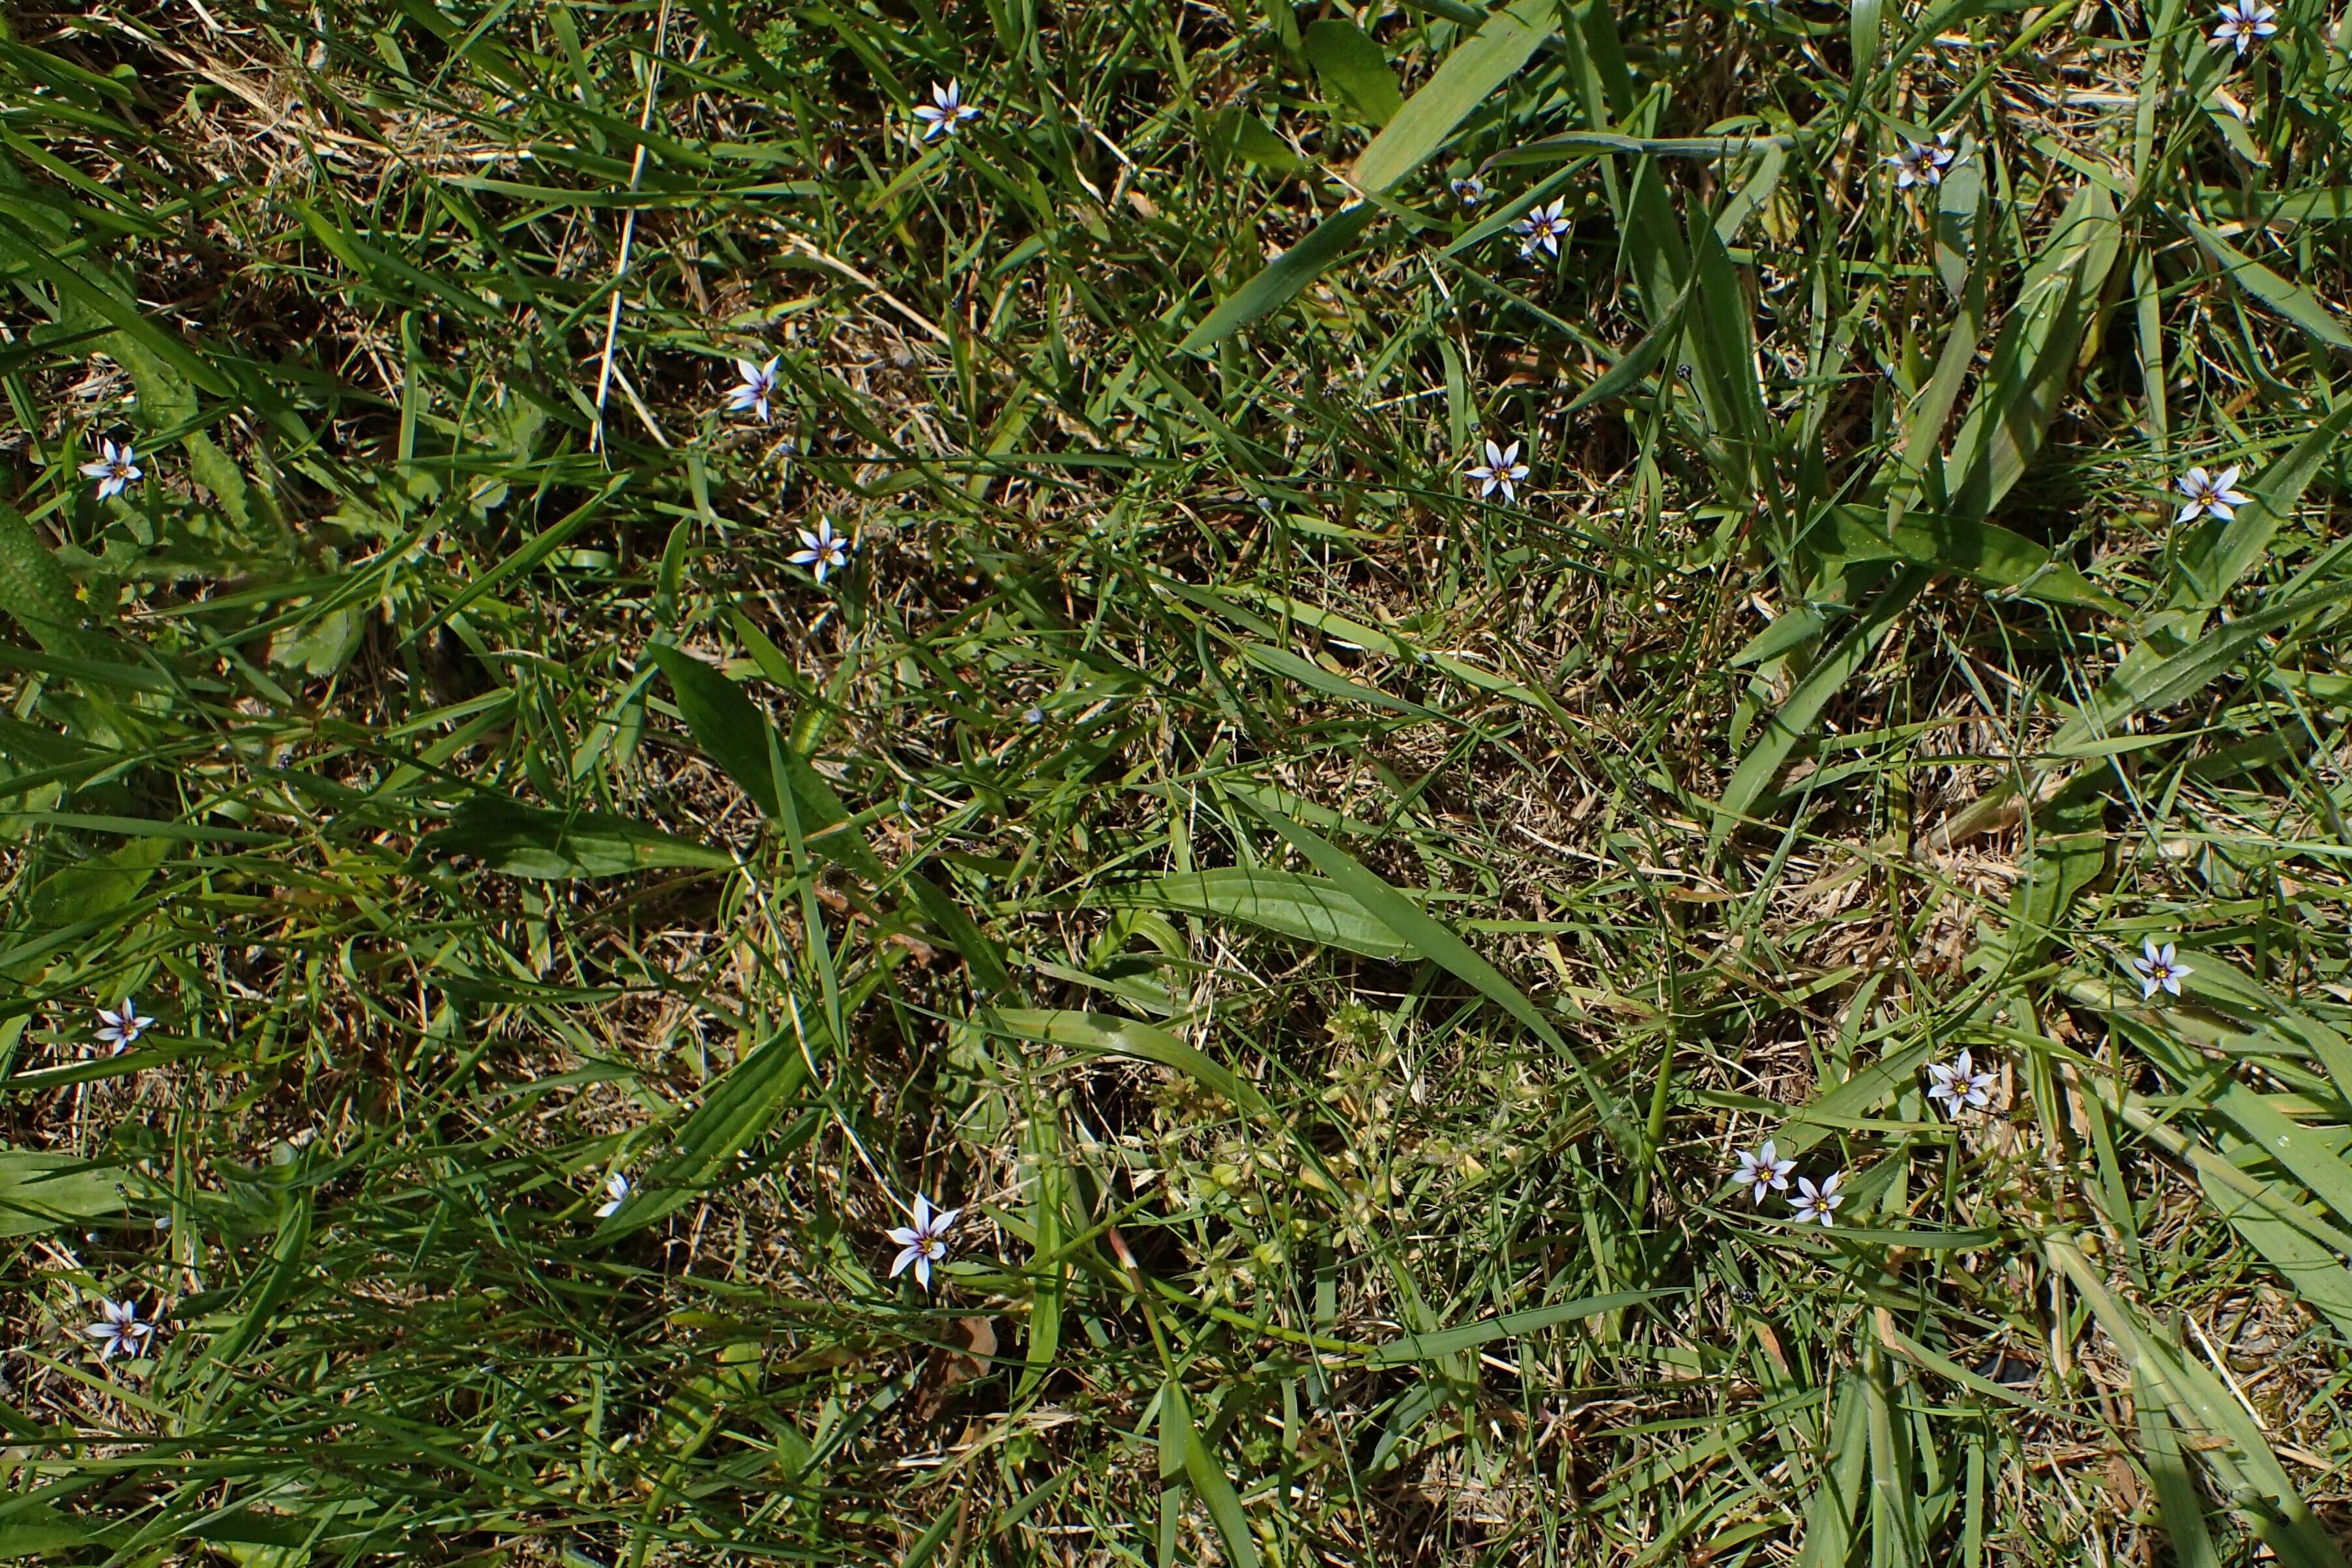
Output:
(6, 0), (2352, 1560)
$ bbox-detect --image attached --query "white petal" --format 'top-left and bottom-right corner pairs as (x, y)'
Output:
(886, 1226), (919, 1247)
(932, 1207), (962, 1232)
(890, 1246), (917, 1278)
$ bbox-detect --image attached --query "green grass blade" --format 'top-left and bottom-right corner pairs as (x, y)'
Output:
(1238, 793), (1633, 1147)
(1176, 203), (1379, 355)
(987, 1008), (1273, 1118)
(0, 1149), (136, 1236)
(2136, 1367), (2225, 1568)
(1085, 868), (1411, 959)
(1161, 1380), (1264, 1568)
(419, 794), (735, 878)
(2169, 398), (2352, 609)
(613, 1028), (813, 1237)
(1352, 0), (1564, 192)
(2051, 581), (2352, 751)
(1715, 566), (1930, 837)
(1363, 1288), (1671, 1365)
(2183, 215), (2352, 355)
(1303, 19), (1402, 126)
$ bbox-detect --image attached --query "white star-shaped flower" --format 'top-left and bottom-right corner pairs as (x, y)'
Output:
(86, 1298), (156, 1362)
(1925, 1049), (1996, 1117)
(595, 1172), (630, 1218)
(1789, 1170), (1845, 1227)
(96, 997), (154, 1055)
(913, 80), (981, 140)
(788, 517), (851, 584)
(1512, 199), (1570, 259)
(1466, 439), (1531, 504)
(2173, 464), (2250, 525)
(2210, 0), (2277, 53)
(1450, 175), (1486, 207)
(1885, 132), (1957, 190)
(80, 439), (142, 500)
(886, 1194), (961, 1290)
(727, 356), (779, 423)
(1731, 1140), (1795, 1204)
(2131, 938), (2191, 1000)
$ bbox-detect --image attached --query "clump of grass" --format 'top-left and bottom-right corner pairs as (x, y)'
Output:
(4, 0), (2352, 1562)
